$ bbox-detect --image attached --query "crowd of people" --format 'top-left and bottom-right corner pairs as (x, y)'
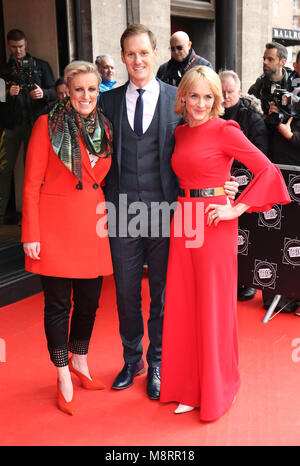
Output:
(0, 24), (296, 420)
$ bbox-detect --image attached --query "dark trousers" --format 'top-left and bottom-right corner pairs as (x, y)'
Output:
(0, 123), (31, 216)
(40, 275), (103, 367)
(109, 235), (169, 368)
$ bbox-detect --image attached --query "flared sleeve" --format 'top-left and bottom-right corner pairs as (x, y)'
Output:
(222, 120), (291, 213)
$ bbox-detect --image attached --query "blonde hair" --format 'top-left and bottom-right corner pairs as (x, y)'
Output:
(175, 66), (224, 121)
(64, 60), (101, 88)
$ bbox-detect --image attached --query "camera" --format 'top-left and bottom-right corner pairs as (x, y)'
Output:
(8, 56), (37, 92)
(267, 87), (300, 126)
(273, 88), (300, 117)
(260, 81), (281, 115)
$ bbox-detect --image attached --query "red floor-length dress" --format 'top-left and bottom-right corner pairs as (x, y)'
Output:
(160, 117), (290, 422)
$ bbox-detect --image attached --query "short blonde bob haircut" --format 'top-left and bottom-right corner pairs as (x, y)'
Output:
(175, 65), (224, 121)
(64, 60), (101, 88)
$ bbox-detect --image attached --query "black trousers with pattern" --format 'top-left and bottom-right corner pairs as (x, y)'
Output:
(40, 275), (103, 367)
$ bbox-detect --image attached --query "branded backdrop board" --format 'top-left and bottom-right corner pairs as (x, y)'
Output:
(232, 164), (300, 299)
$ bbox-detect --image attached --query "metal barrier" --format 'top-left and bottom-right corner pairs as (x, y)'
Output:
(233, 164), (300, 323)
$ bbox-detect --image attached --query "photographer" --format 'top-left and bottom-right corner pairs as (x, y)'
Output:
(248, 42), (291, 117)
(262, 92), (300, 315)
(265, 88), (300, 165)
(0, 29), (56, 224)
(249, 43), (299, 313)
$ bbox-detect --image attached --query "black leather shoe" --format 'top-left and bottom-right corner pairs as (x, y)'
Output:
(238, 286), (257, 301)
(147, 367), (161, 400)
(112, 359), (145, 390)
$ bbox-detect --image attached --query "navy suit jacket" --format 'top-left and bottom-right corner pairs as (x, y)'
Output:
(100, 78), (182, 206)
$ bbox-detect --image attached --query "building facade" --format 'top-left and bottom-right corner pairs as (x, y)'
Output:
(0, 0), (273, 90)
(272, 0), (300, 64)
(2, 1), (299, 92)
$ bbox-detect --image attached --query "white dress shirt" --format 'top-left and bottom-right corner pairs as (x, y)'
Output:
(126, 76), (160, 134)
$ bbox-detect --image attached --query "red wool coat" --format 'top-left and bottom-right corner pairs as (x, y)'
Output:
(21, 114), (113, 278)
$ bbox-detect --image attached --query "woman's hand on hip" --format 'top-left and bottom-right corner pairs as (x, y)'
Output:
(205, 198), (249, 226)
(224, 176), (239, 200)
(23, 242), (41, 260)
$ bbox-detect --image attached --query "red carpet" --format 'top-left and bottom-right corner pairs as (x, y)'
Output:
(0, 275), (300, 446)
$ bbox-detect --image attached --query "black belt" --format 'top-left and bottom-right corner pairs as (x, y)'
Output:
(178, 187), (225, 198)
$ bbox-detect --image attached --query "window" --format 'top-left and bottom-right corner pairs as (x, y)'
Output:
(293, 16), (299, 28)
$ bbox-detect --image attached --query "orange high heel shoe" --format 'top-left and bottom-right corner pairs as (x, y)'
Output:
(69, 358), (106, 390)
(57, 381), (75, 415)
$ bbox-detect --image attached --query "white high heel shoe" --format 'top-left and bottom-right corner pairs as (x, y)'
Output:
(174, 403), (195, 414)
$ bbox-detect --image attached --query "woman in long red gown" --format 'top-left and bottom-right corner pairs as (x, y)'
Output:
(160, 66), (290, 422)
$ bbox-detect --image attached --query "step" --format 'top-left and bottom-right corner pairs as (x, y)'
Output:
(0, 242), (42, 307)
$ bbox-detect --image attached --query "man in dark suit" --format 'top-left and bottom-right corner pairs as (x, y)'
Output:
(100, 24), (237, 400)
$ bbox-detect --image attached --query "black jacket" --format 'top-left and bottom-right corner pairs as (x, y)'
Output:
(268, 117), (300, 166)
(248, 67), (291, 115)
(0, 53), (56, 130)
(156, 48), (212, 87)
(222, 96), (269, 155)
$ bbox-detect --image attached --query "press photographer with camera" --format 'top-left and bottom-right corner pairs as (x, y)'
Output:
(248, 42), (291, 117)
(260, 85), (300, 315)
(248, 43), (300, 314)
(0, 29), (56, 224)
(266, 87), (300, 165)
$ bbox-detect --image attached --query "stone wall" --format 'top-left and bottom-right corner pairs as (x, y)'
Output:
(237, 0), (272, 92)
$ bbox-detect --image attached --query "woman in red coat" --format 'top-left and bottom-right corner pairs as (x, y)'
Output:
(160, 66), (290, 421)
(22, 61), (113, 415)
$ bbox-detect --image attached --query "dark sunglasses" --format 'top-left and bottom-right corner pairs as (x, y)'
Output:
(170, 45), (184, 52)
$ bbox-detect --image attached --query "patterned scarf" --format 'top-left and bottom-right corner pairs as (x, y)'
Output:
(48, 97), (113, 189)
